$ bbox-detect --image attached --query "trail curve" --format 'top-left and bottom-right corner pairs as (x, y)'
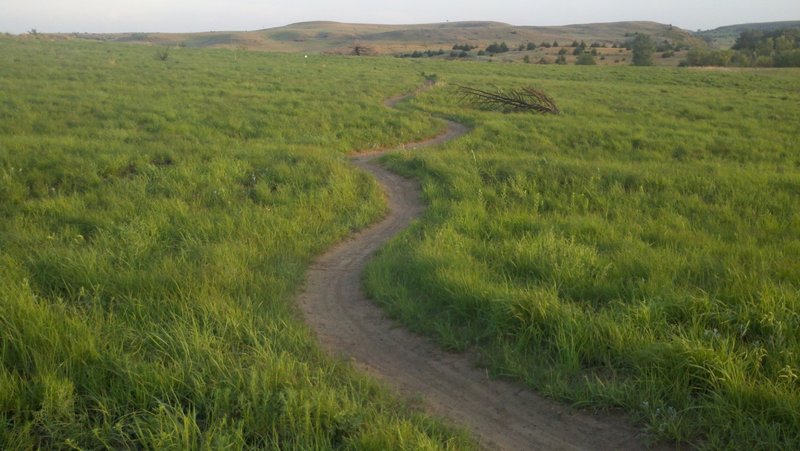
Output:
(298, 88), (655, 450)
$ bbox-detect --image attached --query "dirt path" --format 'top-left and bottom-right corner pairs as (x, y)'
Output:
(298, 91), (655, 450)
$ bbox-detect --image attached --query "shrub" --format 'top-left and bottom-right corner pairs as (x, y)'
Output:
(156, 46), (171, 61)
(485, 42), (509, 54)
(575, 53), (597, 65)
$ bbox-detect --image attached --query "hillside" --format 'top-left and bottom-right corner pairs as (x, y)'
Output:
(68, 20), (703, 55)
(697, 20), (800, 48)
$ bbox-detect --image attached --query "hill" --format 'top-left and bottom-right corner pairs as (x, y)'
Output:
(697, 21), (800, 48)
(67, 20), (703, 55)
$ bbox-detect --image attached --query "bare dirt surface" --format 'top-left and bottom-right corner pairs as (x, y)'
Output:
(299, 90), (658, 450)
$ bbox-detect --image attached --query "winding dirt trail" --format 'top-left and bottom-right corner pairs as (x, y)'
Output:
(298, 90), (655, 450)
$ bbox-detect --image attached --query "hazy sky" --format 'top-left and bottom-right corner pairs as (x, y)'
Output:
(2, 0), (799, 34)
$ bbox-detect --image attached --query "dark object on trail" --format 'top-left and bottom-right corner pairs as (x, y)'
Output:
(457, 85), (560, 115)
(156, 46), (171, 61)
(352, 45), (376, 56)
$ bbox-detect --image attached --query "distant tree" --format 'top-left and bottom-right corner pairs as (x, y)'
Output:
(571, 40), (580, 47)
(523, 55), (531, 63)
(526, 42), (536, 50)
(682, 29), (800, 68)
(732, 30), (764, 51)
(558, 48), (568, 55)
(775, 35), (795, 52)
(552, 40), (559, 47)
(575, 53), (597, 65)
(683, 48), (735, 66)
(775, 49), (800, 67)
(517, 43), (526, 51)
(555, 54), (567, 64)
(485, 41), (509, 54)
(631, 34), (655, 66)
(541, 41), (552, 48)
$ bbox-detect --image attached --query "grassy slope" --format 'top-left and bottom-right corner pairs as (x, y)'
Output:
(366, 63), (800, 448)
(0, 37), (475, 449)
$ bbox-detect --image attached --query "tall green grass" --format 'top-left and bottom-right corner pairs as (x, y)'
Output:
(0, 38), (474, 449)
(365, 63), (800, 448)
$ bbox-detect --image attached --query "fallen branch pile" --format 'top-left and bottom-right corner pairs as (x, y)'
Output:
(457, 85), (561, 115)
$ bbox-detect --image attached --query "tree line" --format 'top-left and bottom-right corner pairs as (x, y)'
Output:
(683, 28), (800, 67)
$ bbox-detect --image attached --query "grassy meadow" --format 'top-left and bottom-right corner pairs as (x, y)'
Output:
(366, 63), (800, 448)
(3, 34), (800, 450)
(0, 37), (475, 449)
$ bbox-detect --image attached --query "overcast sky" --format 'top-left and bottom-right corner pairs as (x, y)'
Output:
(2, 0), (799, 34)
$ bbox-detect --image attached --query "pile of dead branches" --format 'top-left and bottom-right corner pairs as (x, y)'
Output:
(457, 85), (561, 115)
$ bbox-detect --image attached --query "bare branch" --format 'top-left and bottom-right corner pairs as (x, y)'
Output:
(457, 85), (560, 115)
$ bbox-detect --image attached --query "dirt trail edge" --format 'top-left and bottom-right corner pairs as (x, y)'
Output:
(299, 90), (654, 450)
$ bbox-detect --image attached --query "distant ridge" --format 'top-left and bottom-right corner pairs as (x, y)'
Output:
(65, 20), (704, 55)
(696, 20), (800, 48)
(702, 20), (800, 33)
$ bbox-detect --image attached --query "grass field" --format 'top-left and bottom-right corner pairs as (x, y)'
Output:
(365, 63), (800, 448)
(0, 37), (475, 449)
(3, 35), (800, 449)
